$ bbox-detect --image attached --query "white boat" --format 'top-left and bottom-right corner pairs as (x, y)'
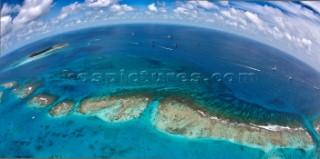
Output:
(272, 66), (277, 71)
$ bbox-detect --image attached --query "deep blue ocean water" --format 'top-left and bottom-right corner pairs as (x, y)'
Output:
(0, 24), (319, 158)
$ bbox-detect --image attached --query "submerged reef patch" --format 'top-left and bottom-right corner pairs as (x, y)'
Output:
(79, 97), (119, 114)
(95, 96), (150, 122)
(79, 92), (152, 122)
(49, 100), (75, 117)
(313, 119), (320, 137)
(29, 94), (57, 107)
(153, 96), (314, 151)
(12, 81), (42, 98)
(12, 86), (318, 152)
(199, 94), (303, 128)
(0, 92), (3, 103)
(0, 81), (16, 89)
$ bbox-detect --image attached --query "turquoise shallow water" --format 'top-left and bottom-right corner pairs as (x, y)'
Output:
(0, 96), (315, 158)
(0, 24), (319, 158)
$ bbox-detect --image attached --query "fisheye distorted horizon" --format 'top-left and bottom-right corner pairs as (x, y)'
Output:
(0, 1), (320, 159)
(1, 0), (320, 71)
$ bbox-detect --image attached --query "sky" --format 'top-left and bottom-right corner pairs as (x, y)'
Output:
(0, 0), (320, 72)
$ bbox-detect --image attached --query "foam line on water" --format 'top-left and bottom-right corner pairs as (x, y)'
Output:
(238, 64), (261, 72)
(159, 46), (173, 51)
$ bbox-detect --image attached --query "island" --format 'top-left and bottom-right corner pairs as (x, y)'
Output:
(28, 44), (68, 58)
